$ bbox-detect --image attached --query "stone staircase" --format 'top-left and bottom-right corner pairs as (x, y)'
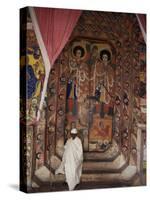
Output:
(83, 153), (127, 173)
(31, 140), (138, 192)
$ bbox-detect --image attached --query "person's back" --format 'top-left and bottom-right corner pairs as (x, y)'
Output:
(55, 128), (83, 190)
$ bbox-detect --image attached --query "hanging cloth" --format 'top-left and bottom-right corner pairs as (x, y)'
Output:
(136, 14), (146, 43)
(29, 7), (81, 121)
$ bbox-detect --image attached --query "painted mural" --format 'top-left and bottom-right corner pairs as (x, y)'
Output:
(64, 39), (116, 151)
(46, 11), (146, 161)
(21, 9), (146, 191)
(20, 15), (45, 125)
(20, 11), (47, 186)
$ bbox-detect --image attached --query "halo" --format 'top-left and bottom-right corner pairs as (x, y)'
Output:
(100, 49), (111, 61)
(72, 44), (86, 60)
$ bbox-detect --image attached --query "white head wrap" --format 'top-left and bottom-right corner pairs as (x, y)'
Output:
(71, 128), (78, 134)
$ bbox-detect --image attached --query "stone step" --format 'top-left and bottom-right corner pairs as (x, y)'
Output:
(81, 166), (137, 183)
(84, 151), (119, 162)
(83, 153), (127, 173)
(50, 153), (126, 174)
(33, 165), (137, 190)
(84, 139), (119, 162)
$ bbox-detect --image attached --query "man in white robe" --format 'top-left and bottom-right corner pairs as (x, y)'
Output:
(55, 128), (83, 190)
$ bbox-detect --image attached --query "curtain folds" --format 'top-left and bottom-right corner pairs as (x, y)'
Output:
(35, 7), (81, 65)
(29, 7), (81, 121)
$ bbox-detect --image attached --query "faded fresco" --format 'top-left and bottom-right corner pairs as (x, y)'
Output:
(20, 14), (45, 125)
(20, 11), (47, 187)
(64, 39), (115, 152)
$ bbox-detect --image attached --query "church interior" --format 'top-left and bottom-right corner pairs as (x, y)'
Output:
(20, 7), (146, 192)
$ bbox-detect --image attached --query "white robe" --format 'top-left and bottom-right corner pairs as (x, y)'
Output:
(55, 137), (83, 190)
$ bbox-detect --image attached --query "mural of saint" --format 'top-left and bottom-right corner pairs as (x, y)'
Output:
(65, 42), (115, 152)
(73, 45), (85, 64)
(66, 46), (85, 120)
(66, 45), (89, 128)
(69, 45), (85, 69)
(89, 49), (115, 151)
(20, 46), (45, 125)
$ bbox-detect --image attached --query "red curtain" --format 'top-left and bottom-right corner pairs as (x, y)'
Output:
(35, 7), (81, 65)
(30, 7), (81, 121)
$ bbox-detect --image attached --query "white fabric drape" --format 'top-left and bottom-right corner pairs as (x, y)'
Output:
(136, 14), (146, 43)
(55, 137), (83, 190)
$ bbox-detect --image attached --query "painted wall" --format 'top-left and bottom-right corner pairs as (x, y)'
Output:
(20, 10), (46, 187)
(46, 11), (146, 165)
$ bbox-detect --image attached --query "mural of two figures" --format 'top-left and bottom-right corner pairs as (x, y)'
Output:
(66, 39), (115, 152)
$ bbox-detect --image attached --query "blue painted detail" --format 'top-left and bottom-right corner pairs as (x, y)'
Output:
(20, 65), (38, 99)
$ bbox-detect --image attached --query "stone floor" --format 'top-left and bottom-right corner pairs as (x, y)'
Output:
(28, 181), (130, 193)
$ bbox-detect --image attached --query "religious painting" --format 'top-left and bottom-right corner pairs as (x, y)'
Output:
(20, 7), (146, 193)
(20, 11), (45, 125)
(64, 39), (115, 152)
